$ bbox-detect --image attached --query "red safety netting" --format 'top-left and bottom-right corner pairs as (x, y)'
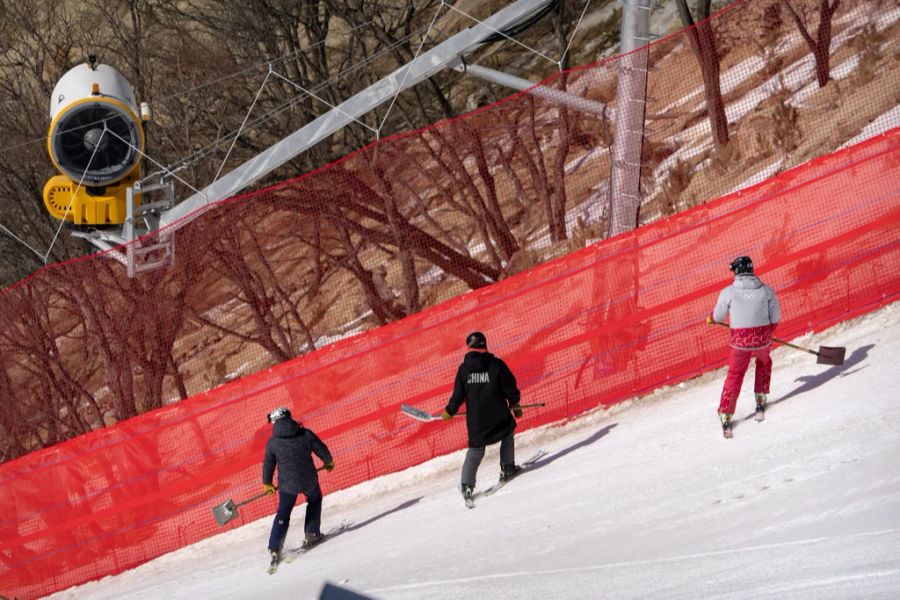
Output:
(2, 0), (900, 596)
(1, 127), (898, 598)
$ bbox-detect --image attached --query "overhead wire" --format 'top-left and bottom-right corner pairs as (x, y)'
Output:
(0, 221), (45, 263)
(378, 1), (446, 135)
(211, 65), (277, 186)
(168, 17), (443, 170)
(440, 0), (559, 66)
(561, 0), (594, 68)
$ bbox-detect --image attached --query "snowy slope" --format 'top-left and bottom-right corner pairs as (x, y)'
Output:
(48, 302), (900, 600)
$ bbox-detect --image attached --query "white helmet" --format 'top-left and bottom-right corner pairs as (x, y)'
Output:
(267, 407), (291, 423)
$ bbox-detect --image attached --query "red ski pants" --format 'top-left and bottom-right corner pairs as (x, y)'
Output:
(718, 346), (772, 415)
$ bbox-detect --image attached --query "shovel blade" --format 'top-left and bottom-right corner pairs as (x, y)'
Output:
(212, 499), (238, 527)
(816, 345), (846, 366)
(400, 403), (438, 422)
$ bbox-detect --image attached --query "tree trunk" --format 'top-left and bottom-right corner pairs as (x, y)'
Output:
(814, 0), (838, 87)
(675, 0), (729, 149)
(370, 162), (421, 314)
(781, 0), (841, 89)
(695, 20), (729, 147)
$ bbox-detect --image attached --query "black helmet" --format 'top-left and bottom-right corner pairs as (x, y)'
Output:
(466, 331), (487, 349)
(267, 407), (291, 423)
(729, 255), (753, 275)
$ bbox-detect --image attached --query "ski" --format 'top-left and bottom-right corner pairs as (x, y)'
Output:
(280, 520), (353, 565)
(480, 448), (548, 497)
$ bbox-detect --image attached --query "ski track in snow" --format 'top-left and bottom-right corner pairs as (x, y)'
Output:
(46, 301), (900, 600)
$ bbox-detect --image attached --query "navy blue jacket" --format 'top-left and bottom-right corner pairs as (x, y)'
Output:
(445, 351), (521, 448)
(262, 418), (332, 495)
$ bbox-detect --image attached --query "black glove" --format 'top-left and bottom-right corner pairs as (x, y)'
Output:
(511, 405), (523, 418)
(324, 461), (335, 472)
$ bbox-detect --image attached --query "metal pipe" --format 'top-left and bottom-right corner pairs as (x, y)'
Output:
(460, 62), (609, 118)
(607, 0), (652, 237)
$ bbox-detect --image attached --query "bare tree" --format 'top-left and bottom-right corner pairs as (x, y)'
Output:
(780, 0), (841, 88)
(675, 0), (730, 148)
(184, 206), (319, 364)
(309, 162), (502, 287)
(0, 0), (87, 285)
(322, 0), (456, 123)
(0, 279), (103, 458)
(548, 0), (576, 242)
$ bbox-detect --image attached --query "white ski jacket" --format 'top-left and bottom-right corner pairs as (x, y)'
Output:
(713, 273), (781, 349)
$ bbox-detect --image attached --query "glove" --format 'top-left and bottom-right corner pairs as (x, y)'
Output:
(324, 461), (335, 472)
(706, 315), (716, 326)
(441, 409), (453, 421)
(511, 405), (523, 418)
(263, 483), (276, 496)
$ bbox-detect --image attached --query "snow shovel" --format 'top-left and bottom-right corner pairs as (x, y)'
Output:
(400, 403), (546, 422)
(212, 466), (330, 526)
(712, 322), (845, 366)
(212, 489), (272, 527)
(772, 337), (845, 366)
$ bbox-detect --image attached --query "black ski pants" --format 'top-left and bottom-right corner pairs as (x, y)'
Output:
(267, 485), (322, 552)
(461, 430), (515, 488)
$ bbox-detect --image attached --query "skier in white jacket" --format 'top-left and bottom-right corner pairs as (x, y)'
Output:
(707, 256), (781, 436)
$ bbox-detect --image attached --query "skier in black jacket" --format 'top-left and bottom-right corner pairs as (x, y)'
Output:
(442, 331), (523, 503)
(262, 407), (334, 564)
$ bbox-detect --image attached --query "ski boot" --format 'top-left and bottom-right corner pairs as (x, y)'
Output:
(461, 483), (474, 500)
(719, 413), (734, 439)
(302, 532), (325, 550)
(754, 393), (767, 422)
(461, 483), (475, 508)
(267, 550), (281, 574)
(499, 463), (522, 482)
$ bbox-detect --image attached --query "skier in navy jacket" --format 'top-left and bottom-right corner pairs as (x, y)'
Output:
(262, 407), (334, 563)
(442, 331), (523, 503)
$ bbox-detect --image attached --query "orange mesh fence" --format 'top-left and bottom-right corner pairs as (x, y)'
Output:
(1, 127), (898, 598)
(1, 0), (900, 596)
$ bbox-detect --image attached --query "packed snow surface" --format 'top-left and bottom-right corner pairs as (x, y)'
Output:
(50, 302), (900, 599)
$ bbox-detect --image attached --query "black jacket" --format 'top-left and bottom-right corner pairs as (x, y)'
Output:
(262, 418), (332, 495)
(445, 351), (521, 448)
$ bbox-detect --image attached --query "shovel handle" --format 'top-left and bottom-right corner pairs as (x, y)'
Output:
(443, 403), (546, 420)
(711, 321), (819, 356)
(771, 336), (818, 356)
(234, 489), (271, 509)
(244, 466), (330, 505)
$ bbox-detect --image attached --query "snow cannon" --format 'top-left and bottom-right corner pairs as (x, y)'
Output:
(43, 56), (148, 225)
